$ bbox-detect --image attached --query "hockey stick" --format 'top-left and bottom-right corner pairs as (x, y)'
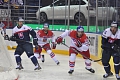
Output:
(13, 38), (32, 43)
(4, 36), (46, 50)
(4, 35), (32, 43)
(61, 42), (102, 62)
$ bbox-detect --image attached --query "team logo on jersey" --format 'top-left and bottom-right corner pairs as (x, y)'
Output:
(108, 38), (117, 43)
(43, 36), (47, 42)
(18, 32), (24, 39)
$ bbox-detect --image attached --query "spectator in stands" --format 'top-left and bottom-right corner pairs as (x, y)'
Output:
(0, 0), (4, 8)
(11, 0), (23, 8)
(0, 0), (3, 5)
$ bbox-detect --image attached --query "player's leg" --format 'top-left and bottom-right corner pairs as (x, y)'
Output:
(23, 43), (41, 70)
(43, 43), (59, 65)
(34, 45), (45, 62)
(68, 47), (77, 74)
(81, 49), (95, 73)
(102, 49), (113, 78)
(14, 45), (24, 70)
(113, 56), (120, 80)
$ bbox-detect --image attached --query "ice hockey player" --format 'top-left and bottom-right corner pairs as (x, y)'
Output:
(34, 23), (60, 65)
(9, 17), (41, 70)
(56, 26), (95, 74)
(101, 21), (120, 80)
(0, 18), (6, 36)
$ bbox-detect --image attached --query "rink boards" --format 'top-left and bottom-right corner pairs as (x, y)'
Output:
(5, 29), (114, 72)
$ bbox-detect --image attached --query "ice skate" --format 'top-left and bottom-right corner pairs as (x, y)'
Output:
(16, 62), (24, 70)
(41, 55), (45, 63)
(34, 63), (41, 70)
(68, 70), (74, 74)
(117, 78), (120, 80)
(56, 61), (60, 65)
(116, 75), (120, 80)
(103, 72), (113, 78)
(85, 67), (95, 73)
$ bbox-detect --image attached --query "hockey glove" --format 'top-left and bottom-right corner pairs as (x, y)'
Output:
(73, 39), (82, 47)
(35, 45), (39, 50)
(4, 35), (9, 40)
(33, 38), (38, 45)
(111, 44), (120, 52)
(51, 42), (57, 49)
(34, 45), (42, 53)
(56, 36), (63, 44)
(10, 36), (16, 41)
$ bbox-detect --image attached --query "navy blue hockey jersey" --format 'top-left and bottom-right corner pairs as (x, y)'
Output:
(12, 25), (37, 44)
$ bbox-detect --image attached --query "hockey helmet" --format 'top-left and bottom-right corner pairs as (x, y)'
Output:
(76, 26), (84, 32)
(43, 23), (49, 28)
(18, 17), (24, 22)
(111, 21), (118, 28)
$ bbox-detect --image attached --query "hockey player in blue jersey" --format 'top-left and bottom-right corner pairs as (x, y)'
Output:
(10, 17), (41, 70)
(101, 21), (120, 80)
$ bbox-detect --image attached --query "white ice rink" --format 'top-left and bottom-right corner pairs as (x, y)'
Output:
(8, 50), (117, 80)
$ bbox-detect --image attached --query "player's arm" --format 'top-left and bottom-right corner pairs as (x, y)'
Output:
(101, 30), (111, 49)
(27, 26), (38, 45)
(51, 33), (55, 43)
(111, 32), (120, 52)
(51, 33), (57, 49)
(56, 30), (70, 44)
(83, 36), (90, 47)
(111, 39), (120, 51)
(29, 29), (37, 39)
(9, 29), (17, 41)
(78, 35), (89, 51)
(60, 30), (71, 38)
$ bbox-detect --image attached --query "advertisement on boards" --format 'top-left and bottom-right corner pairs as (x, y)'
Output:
(0, 9), (11, 20)
(6, 30), (101, 56)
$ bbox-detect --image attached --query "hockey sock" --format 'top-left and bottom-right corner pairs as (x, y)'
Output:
(15, 55), (21, 64)
(85, 59), (91, 69)
(114, 64), (120, 74)
(104, 64), (111, 73)
(30, 55), (38, 66)
(47, 50), (58, 63)
(113, 57), (120, 74)
(69, 54), (76, 70)
(69, 61), (75, 70)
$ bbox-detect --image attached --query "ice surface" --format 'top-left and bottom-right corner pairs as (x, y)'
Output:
(8, 50), (116, 80)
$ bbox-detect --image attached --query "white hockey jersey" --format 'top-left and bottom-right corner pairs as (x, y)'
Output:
(36, 30), (55, 46)
(60, 30), (90, 52)
(102, 28), (120, 43)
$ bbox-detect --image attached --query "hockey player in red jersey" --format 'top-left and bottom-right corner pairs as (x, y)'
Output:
(34, 23), (60, 65)
(56, 26), (95, 74)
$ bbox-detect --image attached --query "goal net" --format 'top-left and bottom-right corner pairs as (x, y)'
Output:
(0, 34), (18, 80)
